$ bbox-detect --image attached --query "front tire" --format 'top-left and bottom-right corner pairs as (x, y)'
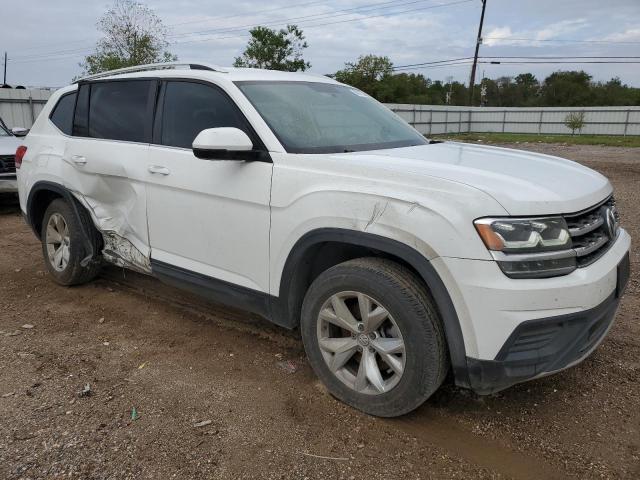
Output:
(41, 198), (102, 286)
(301, 257), (448, 417)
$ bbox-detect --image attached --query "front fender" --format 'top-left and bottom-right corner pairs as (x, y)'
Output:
(273, 227), (474, 389)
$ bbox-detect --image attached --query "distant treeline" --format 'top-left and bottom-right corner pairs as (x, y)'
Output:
(332, 55), (640, 107)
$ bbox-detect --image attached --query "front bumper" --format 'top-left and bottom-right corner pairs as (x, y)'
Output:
(432, 228), (631, 394)
(0, 176), (18, 193)
(466, 252), (628, 394)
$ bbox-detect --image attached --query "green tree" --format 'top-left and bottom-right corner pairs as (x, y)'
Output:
(514, 73), (539, 105)
(332, 59), (639, 107)
(540, 71), (593, 106)
(80, 0), (176, 76)
(234, 25), (310, 71)
(592, 77), (639, 106)
(333, 55), (394, 96)
(376, 73), (432, 103)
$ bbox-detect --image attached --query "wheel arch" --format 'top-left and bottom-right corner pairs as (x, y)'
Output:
(26, 181), (75, 239)
(26, 181), (101, 264)
(272, 228), (471, 387)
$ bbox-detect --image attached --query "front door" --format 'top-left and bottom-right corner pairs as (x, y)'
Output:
(145, 80), (272, 293)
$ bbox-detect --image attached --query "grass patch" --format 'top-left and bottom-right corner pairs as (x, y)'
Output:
(431, 133), (640, 148)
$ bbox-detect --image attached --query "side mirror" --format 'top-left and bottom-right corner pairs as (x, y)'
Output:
(192, 127), (256, 160)
(11, 127), (29, 137)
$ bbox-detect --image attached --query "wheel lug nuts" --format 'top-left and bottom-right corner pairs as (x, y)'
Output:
(357, 323), (364, 332)
(357, 346), (363, 352)
(369, 347), (375, 353)
(368, 332), (376, 340)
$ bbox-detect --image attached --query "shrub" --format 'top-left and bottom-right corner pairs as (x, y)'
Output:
(564, 111), (586, 135)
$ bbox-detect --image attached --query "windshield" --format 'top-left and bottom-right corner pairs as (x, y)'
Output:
(235, 81), (427, 154)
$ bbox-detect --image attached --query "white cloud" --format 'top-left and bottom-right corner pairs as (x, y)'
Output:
(483, 27), (513, 46)
(602, 28), (640, 42)
(534, 18), (588, 40)
(483, 19), (588, 46)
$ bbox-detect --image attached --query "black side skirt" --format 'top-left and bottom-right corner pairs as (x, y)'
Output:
(150, 259), (279, 325)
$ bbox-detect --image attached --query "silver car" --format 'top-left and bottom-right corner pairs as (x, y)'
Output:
(0, 118), (24, 193)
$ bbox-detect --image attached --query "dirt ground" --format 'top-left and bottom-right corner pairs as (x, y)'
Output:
(1, 143), (638, 479)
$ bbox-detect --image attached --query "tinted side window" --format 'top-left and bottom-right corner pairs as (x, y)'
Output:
(89, 80), (153, 142)
(73, 84), (90, 137)
(50, 92), (77, 135)
(160, 81), (249, 149)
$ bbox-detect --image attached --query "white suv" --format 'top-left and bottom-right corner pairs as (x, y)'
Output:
(16, 63), (631, 417)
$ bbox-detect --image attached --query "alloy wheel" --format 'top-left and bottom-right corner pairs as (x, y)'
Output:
(317, 291), (406, 395)
(45, 213), (71, 272)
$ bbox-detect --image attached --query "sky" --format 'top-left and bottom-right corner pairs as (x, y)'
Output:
(2, 0), (640, 88)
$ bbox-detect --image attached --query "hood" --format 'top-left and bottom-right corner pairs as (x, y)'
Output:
(345, 142), (611, 216)
(0, 135), (22, 156)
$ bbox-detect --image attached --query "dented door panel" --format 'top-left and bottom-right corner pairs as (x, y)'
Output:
(63, 137), (151, 271)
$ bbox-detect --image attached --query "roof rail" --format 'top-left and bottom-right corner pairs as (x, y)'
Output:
(74, 62), (227, 83)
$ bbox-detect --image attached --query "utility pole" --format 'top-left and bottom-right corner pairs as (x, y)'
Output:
(132, 33), (137, 64)
(3, 52), (7, 86)
(445, 75), (453, 104)
(468, 0), (487, 106)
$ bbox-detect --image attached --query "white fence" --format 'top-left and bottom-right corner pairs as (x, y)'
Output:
(1, 88), (639, 136)
(0, 89), (53, 129)
(387, 104), (640, 136)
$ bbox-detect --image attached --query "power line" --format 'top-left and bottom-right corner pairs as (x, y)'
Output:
(394, 61), (474, 71)
(481, 56), (640, 59)
(10, 0), (455, 60)
(171, 0), (474, 46)
(12, 0), (408, 60)
(10, 47), (96, 62)
(483, 36), (640, 45)
(392, 56), (640, 71)
(168, 0), (437, 40)
(480, 60), (640, 64)
(8, 0), (341, 54)
(169, 0), (334, 28)
(393, 57), (474, 69)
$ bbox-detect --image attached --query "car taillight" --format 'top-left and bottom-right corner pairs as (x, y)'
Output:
(15, 146), (27, 169)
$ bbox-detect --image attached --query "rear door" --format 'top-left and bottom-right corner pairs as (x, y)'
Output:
(63, 79), (156, 271)
(145, 79), (272, 293)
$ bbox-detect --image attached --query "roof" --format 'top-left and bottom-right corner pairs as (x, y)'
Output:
(74, 62), (338, 85)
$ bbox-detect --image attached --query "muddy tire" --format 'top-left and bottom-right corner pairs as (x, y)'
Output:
(41, 198), (102, 286)
(301, 257), (448, 417)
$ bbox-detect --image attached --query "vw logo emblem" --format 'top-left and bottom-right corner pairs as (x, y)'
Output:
(603, 206), (619, 239)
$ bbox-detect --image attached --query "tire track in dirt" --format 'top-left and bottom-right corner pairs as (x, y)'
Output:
(101, 266), (567, 479)
(394, 412), (566, 479)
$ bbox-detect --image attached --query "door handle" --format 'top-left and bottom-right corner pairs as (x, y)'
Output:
(71, 155), (87, 165)
(148, 165), (170, 176)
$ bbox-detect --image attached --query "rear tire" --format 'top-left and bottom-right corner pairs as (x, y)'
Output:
(41, 198), (102, 286)
(301, 257), (448, 417)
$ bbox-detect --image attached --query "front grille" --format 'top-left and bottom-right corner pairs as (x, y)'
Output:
(565, 197), (619, 268)
(0, 154), (16, 175)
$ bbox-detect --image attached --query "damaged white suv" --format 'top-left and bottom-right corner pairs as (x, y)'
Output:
(16, 63), (631, 417)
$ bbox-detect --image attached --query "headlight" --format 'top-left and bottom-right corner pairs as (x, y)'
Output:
(474, 217), (576, 279)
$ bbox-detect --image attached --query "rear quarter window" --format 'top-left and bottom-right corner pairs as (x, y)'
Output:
(87, 80), (154, 143)
(49, 92), (77, 135)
